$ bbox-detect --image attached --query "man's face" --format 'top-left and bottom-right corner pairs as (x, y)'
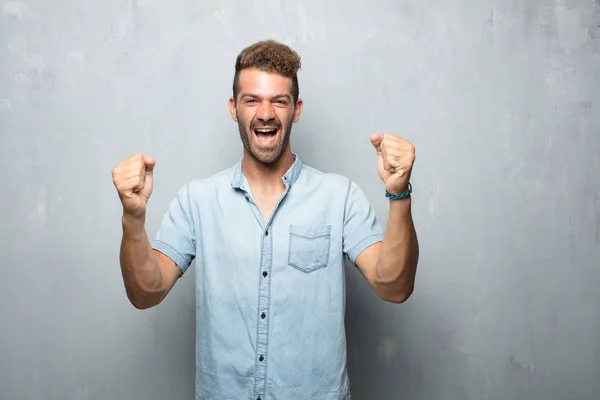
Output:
(229, 68), (303, 164)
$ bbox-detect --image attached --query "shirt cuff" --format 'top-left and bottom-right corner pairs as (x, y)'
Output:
(346, 233), (384, 264)
(151, 239), (191, 274)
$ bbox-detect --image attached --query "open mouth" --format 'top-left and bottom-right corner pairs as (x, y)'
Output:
(254, 127), (279, 145)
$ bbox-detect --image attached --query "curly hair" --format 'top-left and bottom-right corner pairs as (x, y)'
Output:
(232, 40), (302, 103)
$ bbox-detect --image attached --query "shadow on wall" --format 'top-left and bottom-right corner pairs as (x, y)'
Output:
(344, 259), (422, 400)
(344, 259), (473, 400)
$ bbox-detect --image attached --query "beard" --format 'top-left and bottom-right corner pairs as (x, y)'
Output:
(237, 111), (293, 165)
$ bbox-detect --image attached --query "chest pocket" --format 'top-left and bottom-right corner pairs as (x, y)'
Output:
(287, 224), (331, 273)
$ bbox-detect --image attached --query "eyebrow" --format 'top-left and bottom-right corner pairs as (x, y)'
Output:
(241, 93), (292, 101)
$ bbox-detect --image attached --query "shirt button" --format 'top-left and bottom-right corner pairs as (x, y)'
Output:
(265, 230), (269, 236)
(257, 397), (261, 400)
(262, 271), (268, 278)
(259, 355), (264, 362)
(261, 312), (266, 319)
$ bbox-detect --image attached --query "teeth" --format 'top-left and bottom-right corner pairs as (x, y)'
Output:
(256, 129), (276, 133)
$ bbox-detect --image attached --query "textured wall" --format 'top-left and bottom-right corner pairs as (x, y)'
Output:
(1, 1), (599, 399)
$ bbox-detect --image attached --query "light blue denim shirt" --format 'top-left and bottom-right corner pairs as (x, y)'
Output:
(151, 154), (384, 400)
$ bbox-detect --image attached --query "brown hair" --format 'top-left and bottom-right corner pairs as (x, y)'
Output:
(232, 40), (302, 103)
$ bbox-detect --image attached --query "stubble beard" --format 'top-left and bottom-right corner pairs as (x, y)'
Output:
(237, 111), (293, 165)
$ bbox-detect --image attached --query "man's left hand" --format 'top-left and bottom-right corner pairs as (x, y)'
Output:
(370, 132), (415, 195)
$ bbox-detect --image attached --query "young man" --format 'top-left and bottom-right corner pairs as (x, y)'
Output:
(112, 40), (419, 400)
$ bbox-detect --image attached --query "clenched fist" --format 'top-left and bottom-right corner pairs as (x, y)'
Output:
(370, 132), (415, 196)
(112, 153), (156, 218)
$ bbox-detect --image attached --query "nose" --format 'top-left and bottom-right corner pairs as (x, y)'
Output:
(257, 100), (276, 122)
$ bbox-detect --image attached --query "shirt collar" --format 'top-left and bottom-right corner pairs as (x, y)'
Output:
(231, 153), (303, 190)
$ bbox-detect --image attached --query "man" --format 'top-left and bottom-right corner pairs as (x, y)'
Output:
(112, 40), (419, 400)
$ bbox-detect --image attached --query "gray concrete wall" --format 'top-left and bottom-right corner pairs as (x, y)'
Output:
(1, 1), (599, 399)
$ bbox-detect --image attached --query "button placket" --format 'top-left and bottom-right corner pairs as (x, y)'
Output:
(254, 223), (273, 398)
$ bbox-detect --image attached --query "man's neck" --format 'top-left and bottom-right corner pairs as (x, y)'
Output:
(242, 150), (294, 195)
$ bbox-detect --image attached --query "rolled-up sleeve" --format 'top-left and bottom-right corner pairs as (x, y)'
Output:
(342, 180), (384, 264)
(151, 184), (196, 274)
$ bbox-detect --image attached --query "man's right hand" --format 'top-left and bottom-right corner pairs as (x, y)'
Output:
(112, 153), (156, 219)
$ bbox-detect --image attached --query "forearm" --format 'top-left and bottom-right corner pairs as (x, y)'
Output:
(375, 197), (419, 302)
(120, 214), (164, 308)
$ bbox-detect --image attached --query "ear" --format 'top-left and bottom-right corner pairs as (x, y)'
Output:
(228, 96), (238, 122)
(292, 98), (303, 123)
